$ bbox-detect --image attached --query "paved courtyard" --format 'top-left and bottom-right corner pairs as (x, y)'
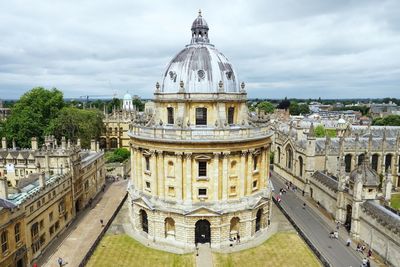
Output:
(37, 179), (128, 267)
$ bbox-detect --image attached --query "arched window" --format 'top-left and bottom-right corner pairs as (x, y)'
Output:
(385, 154), (393, 172)
(230, 217), (240, 238)
(298, 156), (303, 177)
(345, 154), (352, 173)
(358, 154), (365, 166)
(110, 138), (118, 149)
(1, 230), (8, 253)
(140, 210), (148, 233)
(167, 161), (175, 177)
(164, 217), (175, 239)
(286, 146), (293, 170)
(230, 160), (237, 175)
(14, 223), (20, 243)
(371, 154), (379, 171)
(277, 147), (281, 163)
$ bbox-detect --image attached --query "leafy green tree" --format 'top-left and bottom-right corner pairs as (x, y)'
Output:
(314, 125), (336, 137)
(277, 97), (290, 110)
(257, 101), (275, 114)
(3, 87), (64, 148)
(372, 115), (400, 126)
(47, 107), (104, 148)
(132, 98), (145, 111)
(289, 102), (310, 115)
(106, 148), (130, 163)
(107, 98), (121, 113)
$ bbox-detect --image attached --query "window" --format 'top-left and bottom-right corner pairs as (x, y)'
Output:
(168, 186), (175, 196)
(195, 108), (207, 125)
(84, 180), (89, 191)
(198, 161), (207, 177)
(253, 180), (258, 189)
(230, 186), (236, 195)
(227, 107), (234, 124)
(1, 231), (8, 253)
(14, 223), (20, 243)
(167, 107), (174, 124)
(253, 155), (258, 171)
(31, 223), (39, 239)
(49, 212), (53, 222)
(145, 157), (150, 171)
(55, 221), (60, 231)
(59, 200), (65, 214)
(30, 206), (34, 213)
(39, 220), (44, 230)
(146, 181), (151, 189)
(198, 188), (207, 196)
(49, 225), (54, 236)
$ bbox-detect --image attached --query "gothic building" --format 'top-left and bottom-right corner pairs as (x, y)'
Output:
(127, 12), (273, 249)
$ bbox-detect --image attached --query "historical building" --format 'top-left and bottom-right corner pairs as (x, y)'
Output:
(273, 121), (400, 266)
(0, 100), (11, 121)
(100, 99), (136, 150)
(0, 136), (105, 265)
(127, 12), (273, 249)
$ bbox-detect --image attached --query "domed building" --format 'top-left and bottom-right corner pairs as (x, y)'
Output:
(127, 11), (273, 249)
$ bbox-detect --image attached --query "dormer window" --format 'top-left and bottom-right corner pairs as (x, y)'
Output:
(196, 108), (207, 126)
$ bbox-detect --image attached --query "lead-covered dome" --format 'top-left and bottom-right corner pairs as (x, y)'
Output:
(161, 11), (239, 93)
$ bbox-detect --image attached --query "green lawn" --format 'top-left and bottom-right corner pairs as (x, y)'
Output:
(391, 194), (400, 210)
(213, 232), (321, 267)
(86, 234), (195, 267)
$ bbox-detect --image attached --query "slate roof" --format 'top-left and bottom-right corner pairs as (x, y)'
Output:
(349, 161), (380, 187)
(311, 171), (338, 192)
(362, 201), (400, 234)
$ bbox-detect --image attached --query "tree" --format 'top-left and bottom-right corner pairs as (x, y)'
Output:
(106, 148), (130, 163)
(3, 87), (64, 148)
(132, 98), (145, 111)
(314, 125), (336, 137)
(107, 98), (121, 113)
(277, 97), (290, 110)
(372, 115), (400, 126)
(257, 101), (275, 114)
(289, 102), (310, 115)
(47, 107), (104, 148)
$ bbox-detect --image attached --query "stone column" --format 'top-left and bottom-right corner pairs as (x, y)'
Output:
(213, 152), (220, 201)
(150, 150), (157, 194)
(138, 150), (143, 191)
(185, 153), (192, 203)
(240, 151), (247, 197)
(131, 145), (137, 189)
(222, 151), (230, 200)
(176, 152), (183, 201)
(260, 147), (266, 189)
(156, 150), (164, 199)
(247, 150), (254, 193)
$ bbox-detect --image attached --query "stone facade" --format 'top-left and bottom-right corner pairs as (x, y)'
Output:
(127, 13), (273, 249)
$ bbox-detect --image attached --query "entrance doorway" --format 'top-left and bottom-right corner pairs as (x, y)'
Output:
(195, 219), (211, 244)
(140, 210), (148, 233)
(255, 209), (262, 232)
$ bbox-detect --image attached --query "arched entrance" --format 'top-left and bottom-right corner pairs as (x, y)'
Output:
(140, 210), (148, 233)
(195, 219), (211, 244)
(255, 209), (262, 232)
(345, 205), (352, 232)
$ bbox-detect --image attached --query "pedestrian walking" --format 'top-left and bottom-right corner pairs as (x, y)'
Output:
(333, 231), (338, 239)
(237, 234), (240, 243)
(336, 221), (340, 230)
(58, 257), (63, 267)
(367, 249), (372, 258)
(346, 238), (351, 246)
(361, 257), (368, 266)
(302, 189), (305, 196)
(366, 259), (370, 267)
(302, 202), (306, 209)
(100, 219), (104, 227)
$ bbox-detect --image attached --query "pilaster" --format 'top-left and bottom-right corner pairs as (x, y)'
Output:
(176, 152), (183, 201)
(240, 151), (247, 197)
(156, 150), (164, 199)
(222, 151), (230, 200)
(213, 152), (220, 201)
(185, 153), (192, 202)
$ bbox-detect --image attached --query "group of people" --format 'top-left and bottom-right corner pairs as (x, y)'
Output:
(229, 234), (241, 245)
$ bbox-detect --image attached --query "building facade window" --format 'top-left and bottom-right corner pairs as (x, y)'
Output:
(145, 157), (150, 171)
(195, 108), (207, 125)
(227, 107), (234, 124)
(167, 107), (174, 124)
(1, 231), (8, 253)
(345, 154), (352, 173)
(198, 161), (207, 177)
(14, 223), (20, 243)
(253, 155), (258, 171)
(198, 188), (207, 196)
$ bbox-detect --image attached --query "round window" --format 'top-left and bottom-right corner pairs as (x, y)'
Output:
(198, 69), (205, 79)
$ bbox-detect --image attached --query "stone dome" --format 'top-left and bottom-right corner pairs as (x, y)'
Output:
(161, 12), (240, 93)
(123, 93), (132, 100)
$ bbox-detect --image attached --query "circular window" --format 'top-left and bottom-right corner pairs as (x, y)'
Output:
(198, 69), (205, 79)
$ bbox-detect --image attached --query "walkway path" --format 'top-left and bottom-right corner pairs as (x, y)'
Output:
(271, 172), (377, 267)
(38, 179), (128, 267)
(196, 243), (213, 267)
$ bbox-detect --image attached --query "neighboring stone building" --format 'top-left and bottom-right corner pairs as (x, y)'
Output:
(0, 136), (105, 265)
(101, 105), (136, 150)
(127, 12), (273, 249)
(273, 121), (400, 266)
(0, 100), (11, 121)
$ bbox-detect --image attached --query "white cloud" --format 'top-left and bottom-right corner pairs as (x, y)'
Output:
(0, 0), (399, 99)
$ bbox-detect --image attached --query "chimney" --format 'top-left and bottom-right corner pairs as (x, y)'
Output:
(0, 137), (5, 149)
(31, 137), (38, 150)
(0, 177), (8, 199)
(67, 139), (71, 149)
(39, 171), (46, 188)
(91, 139), (96, 152)
(12, 139), (16, 150)
(61, 136), (66, 150)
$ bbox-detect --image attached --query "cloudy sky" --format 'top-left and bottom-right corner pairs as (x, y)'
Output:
(1, 0), (399, 99)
